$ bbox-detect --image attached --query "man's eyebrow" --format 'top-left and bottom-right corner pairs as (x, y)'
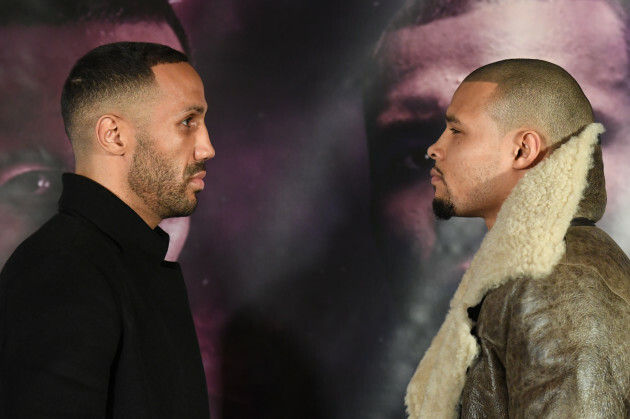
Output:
(445, 113), (461, 124)
(181, 105), (206, 114)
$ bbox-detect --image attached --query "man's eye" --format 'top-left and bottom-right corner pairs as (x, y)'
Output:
(0, 169), (63, 211)
(449, 128), (460, 134)
(182, 117), (196, 127)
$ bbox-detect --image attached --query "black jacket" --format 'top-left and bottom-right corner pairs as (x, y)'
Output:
(0, 173), (209, 418)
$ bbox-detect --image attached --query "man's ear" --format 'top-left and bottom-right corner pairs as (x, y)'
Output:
(512, 130), (545, 170)
(96, 115), (127, 156)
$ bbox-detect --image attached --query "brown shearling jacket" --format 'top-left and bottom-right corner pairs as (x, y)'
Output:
(461, 223), (630, 417)
(406, 123), (630, 418)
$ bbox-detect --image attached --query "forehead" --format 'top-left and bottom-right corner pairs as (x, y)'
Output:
(0, 21), (181, 166)
(150, 62), (206, 115)
(376, 0), (628, 126)
(153, 63), (203, 95)
(448, 81), (498, 118)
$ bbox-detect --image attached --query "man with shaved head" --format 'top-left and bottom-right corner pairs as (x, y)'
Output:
(406, 58), (630, 418)
(362, 1), (630, 415)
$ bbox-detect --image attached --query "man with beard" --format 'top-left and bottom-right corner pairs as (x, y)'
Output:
(407, 58), (630, 417)
(361, 0), (630, 415)
(0, 42), (215, 417)
(0, 0), (191, 269)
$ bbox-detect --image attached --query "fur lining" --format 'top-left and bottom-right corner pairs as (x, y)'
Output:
(405, 123), (605, 418)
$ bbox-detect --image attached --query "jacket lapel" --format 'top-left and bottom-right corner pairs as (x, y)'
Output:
(405, 123), (605, 418)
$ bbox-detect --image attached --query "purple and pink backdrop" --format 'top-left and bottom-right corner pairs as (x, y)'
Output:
(2, 1), (629, 418)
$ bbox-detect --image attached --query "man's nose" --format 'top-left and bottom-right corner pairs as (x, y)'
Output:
(195, 127), (215, 161)
(427, 130), (447, 160)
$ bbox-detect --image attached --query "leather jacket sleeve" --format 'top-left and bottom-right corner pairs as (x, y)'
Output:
(461, 263), (630, 418)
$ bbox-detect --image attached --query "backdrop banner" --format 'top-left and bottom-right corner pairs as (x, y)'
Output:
(1, 1), (629, 418)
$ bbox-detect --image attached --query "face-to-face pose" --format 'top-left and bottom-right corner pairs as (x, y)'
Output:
(0, 4), (191, 267)
(364, 0), (630, 282)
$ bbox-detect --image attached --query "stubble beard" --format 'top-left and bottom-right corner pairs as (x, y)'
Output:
(128, 130), (204, 220)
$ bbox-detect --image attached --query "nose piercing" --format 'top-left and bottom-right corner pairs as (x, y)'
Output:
(425, 153), (430, 160)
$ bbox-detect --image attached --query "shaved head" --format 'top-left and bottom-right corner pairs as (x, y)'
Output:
(463, 58), (594, 145)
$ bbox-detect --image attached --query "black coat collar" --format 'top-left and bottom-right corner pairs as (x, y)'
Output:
(58, 173), (170, 262)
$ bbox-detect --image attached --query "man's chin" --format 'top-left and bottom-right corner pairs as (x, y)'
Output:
(433, 198), (455, 220)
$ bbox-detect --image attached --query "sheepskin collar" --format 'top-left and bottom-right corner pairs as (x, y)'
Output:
(405, 123), (605, 418)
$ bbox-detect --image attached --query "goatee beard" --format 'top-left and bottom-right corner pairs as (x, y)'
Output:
(433, 198), (455, 220)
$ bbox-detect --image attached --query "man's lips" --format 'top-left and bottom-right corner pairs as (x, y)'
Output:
(430, 167), (443, 185)
(189, 171), (206, 190)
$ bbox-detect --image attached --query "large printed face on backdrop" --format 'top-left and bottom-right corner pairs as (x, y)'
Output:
(365, 0), (630, 285)
(0, 21), (187, 267)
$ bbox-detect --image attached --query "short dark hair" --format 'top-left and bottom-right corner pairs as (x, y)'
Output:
(0, 0), (190, 54)
(61, 42), (188, 150)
